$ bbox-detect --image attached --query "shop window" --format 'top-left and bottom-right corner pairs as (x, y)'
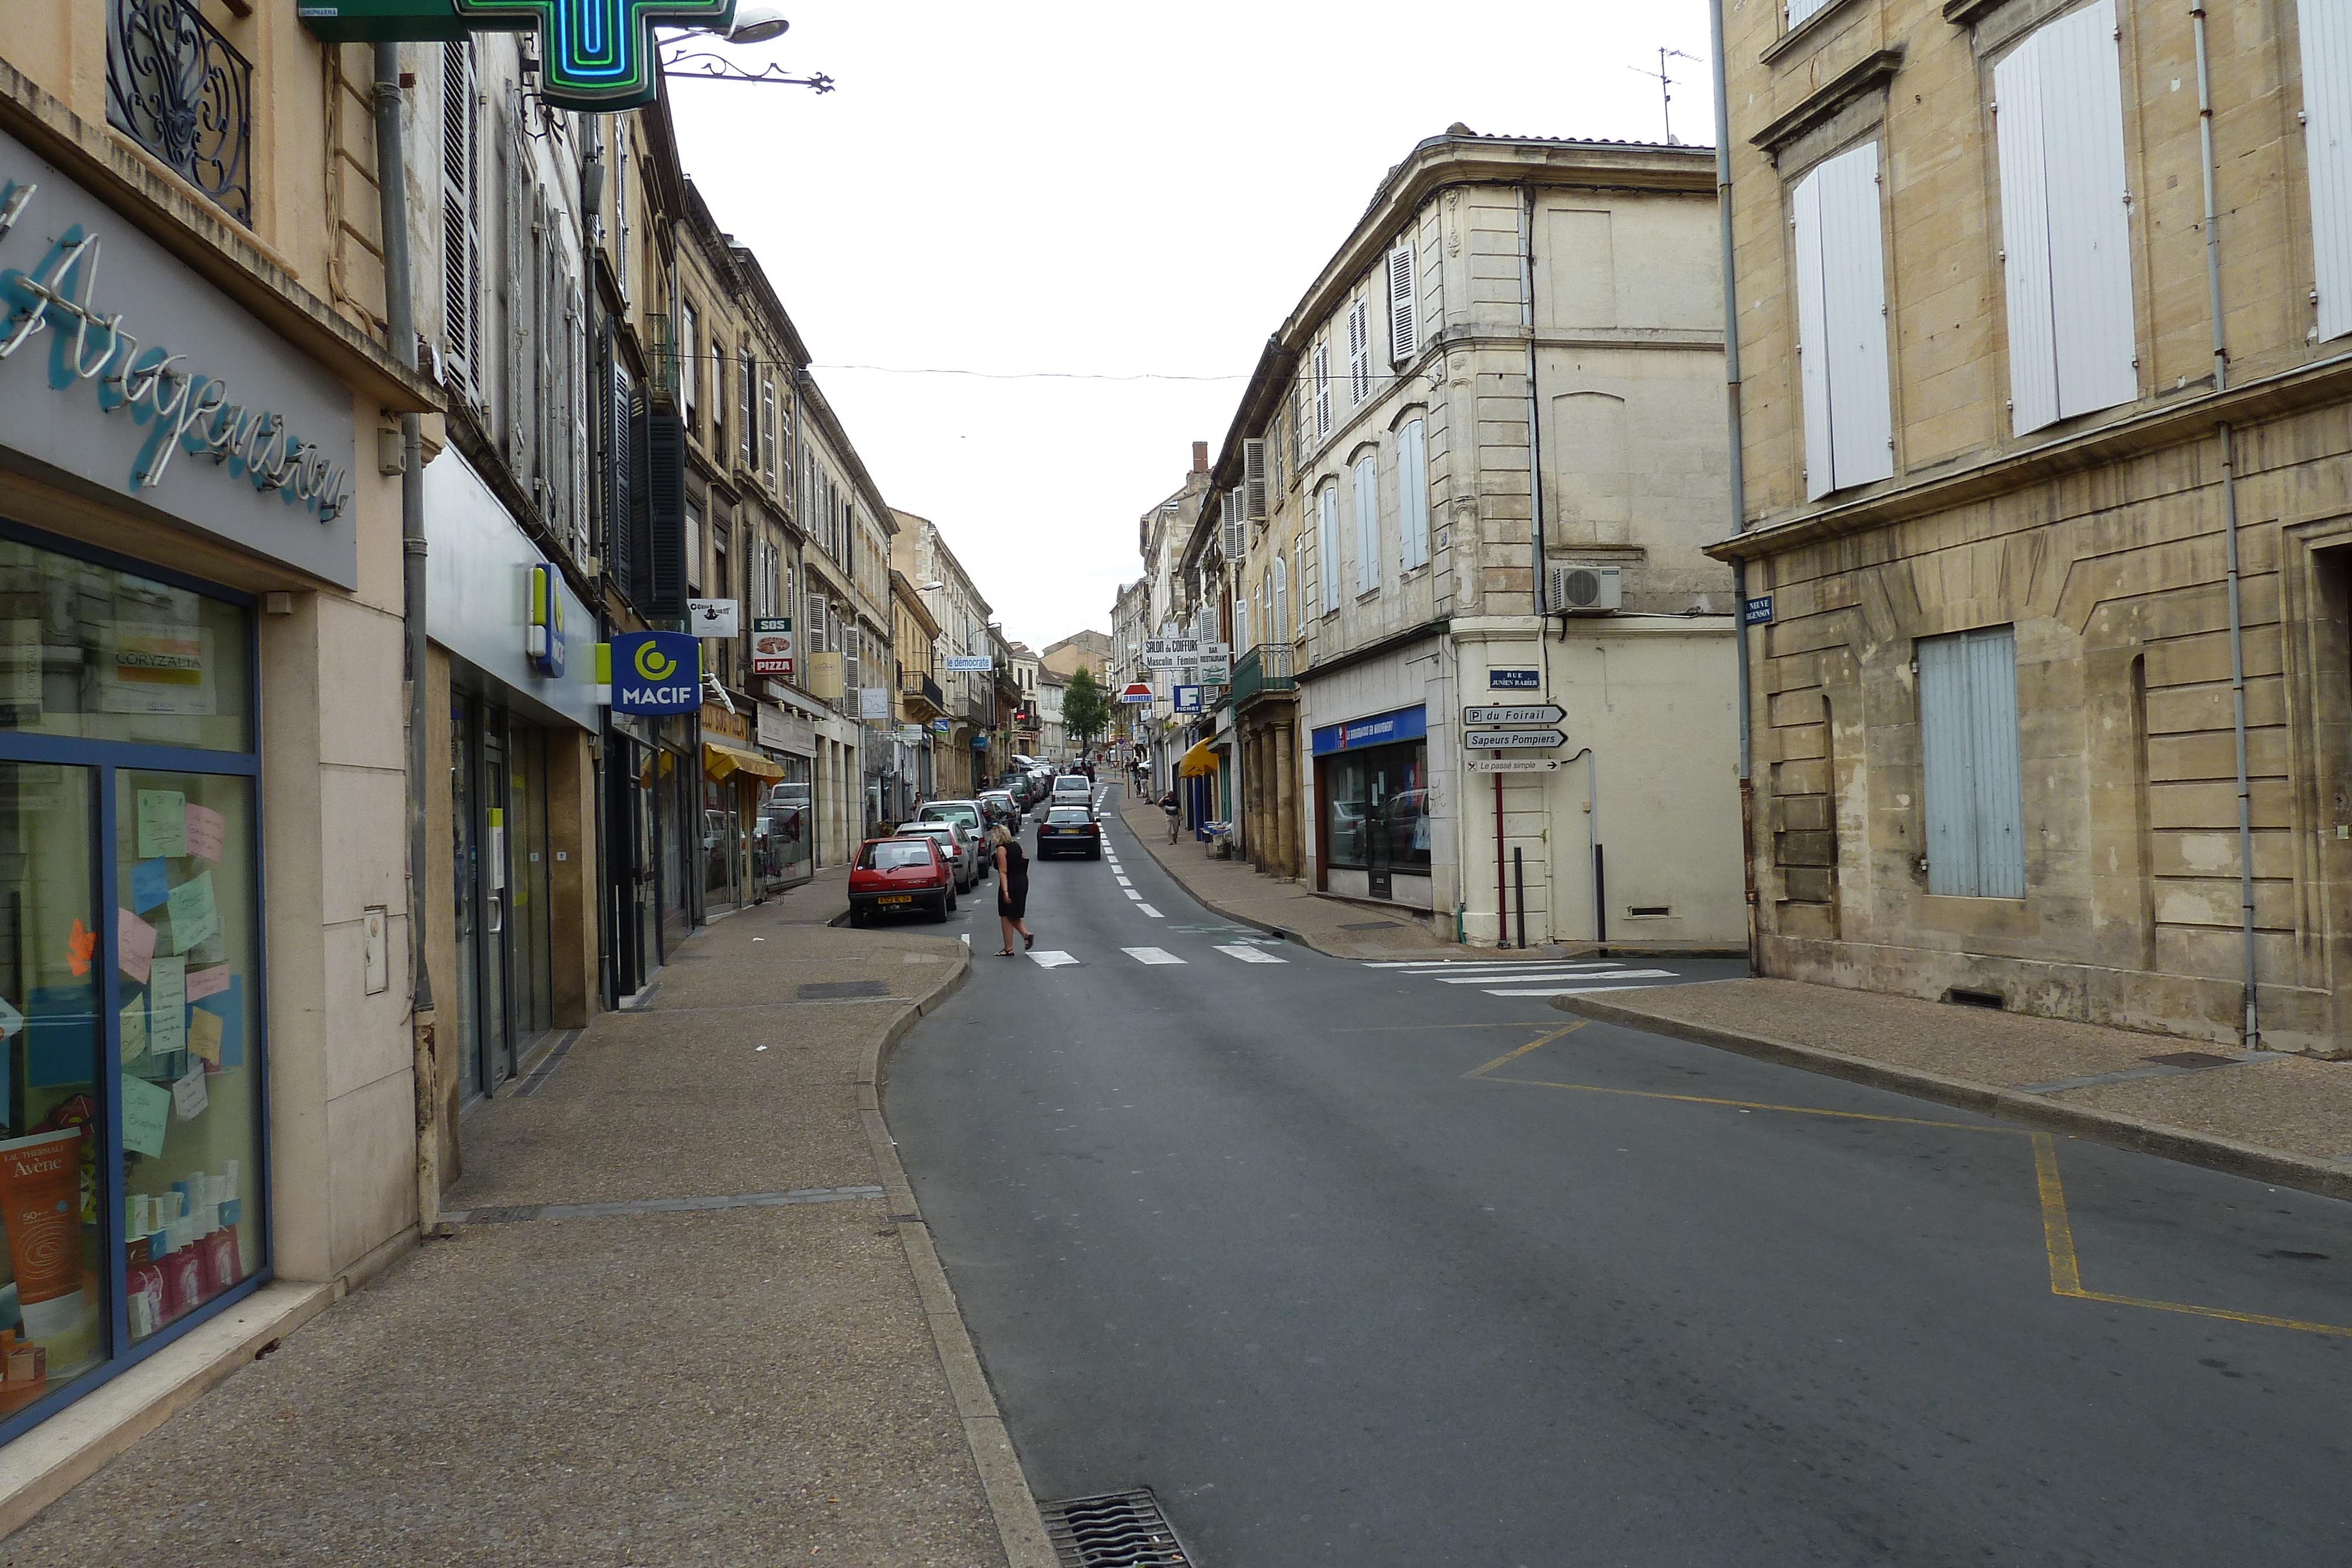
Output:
(1321, 741), (1431, 873)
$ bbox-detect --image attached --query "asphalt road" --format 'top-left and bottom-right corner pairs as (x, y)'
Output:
(886, 785), (2352, 1567)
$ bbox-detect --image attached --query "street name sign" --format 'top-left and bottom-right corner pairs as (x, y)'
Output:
(1489, 668), (1541, 688)
(1462, 704), (1565, 727)
(1468, 757), (1565, 773)
(1465, 728), (1565, 749)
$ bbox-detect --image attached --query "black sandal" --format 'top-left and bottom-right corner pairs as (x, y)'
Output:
(997, 948), (1017, 957)
(1023, 932), (1035, 951)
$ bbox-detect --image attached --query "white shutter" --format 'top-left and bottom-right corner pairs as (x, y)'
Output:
(1788, 0), (1832, 27)
(1224, 487), (1245, 560)
(1347, 299), (1371, 402)
(1398, 418), (1429, 568)
(440, 41), (480, 402)
(1387, 239), (1418, 363)
(502, 105), (527, 470)
(1312, 342), (1332, 439)
(1317, 486), (1340, 612)
(1919, 626), (2024, 899)
(568, 282), (589, 556)
(1793, 142), (1894, 500)
(1242, 437), (1268, 520)
(1273, 554), (1289, 641)
(1996, 0), (2133, 434)
(1353, 454), (1379, 594)
(2304, 0), (2352, 340)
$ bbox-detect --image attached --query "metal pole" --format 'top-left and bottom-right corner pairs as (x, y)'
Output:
(1494, 763), (1509, 948)
(1593, 842), (1608, 958)
(1514, 845), (1527, 952)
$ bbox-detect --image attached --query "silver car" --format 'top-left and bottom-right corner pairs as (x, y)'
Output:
(915, 801), (990, 881)
(898, 820), (981, 891)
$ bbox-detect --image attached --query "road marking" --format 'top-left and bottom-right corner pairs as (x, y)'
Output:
(1435, 968), (1673, 984)
(1466, 1023), (1586, 1077)
(1028, 950), (1081, 968)
(1136, 903), (1162, 918)
(1482, 984), (1650, 997)
(1124, 888), (1143, 900)
(1399, 961), (1627, 974)
(960, 934), (971, 947)
(1122, 947), (1185, 965)
(1214, 944), (1288, 964)
(1116, 876), (1133, 887)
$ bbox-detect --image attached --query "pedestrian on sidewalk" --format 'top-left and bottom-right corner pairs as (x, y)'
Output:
(1161, 787), (1179, 843)
(990, 823), (1032, 955)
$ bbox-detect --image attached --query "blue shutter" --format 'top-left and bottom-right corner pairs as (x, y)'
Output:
(1919, 626), (2023, 898)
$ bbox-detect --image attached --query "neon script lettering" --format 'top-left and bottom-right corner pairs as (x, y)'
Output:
(0, 183), (352, 522)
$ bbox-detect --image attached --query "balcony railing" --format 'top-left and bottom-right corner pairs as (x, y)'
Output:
(1228, 644), (1295, 709)
(899, 669), (945, 711)
(108, 0), (252, 226)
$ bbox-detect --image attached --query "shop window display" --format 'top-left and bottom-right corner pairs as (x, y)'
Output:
(1321, 743), (1431, 872)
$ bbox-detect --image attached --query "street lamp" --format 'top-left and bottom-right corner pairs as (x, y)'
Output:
(727, 4), (790, 44)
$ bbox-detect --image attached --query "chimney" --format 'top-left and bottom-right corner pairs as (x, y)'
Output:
(1191, 442), (1210, 474)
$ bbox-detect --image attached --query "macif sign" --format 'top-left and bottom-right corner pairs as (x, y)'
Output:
(609, 630), (699, 714)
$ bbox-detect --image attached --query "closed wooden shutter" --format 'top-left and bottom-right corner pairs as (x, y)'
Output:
(1398, 418), (1429, 567)
(2302, 0), (2352, 339)
(1918, 626), (2024, 898)
(1312, 342), (1332, 440)
(1242, 437), (1268, 520)
(1273, 554), (1289, 642)
(440, 41), (481, 402)
(1353, 453), (1379, 595)
(1348, 300), (1371, 403)
(1792, 142), (1893, 499)
(1996, 0), (2134, 434)
(1786, 0), (1832, 27)
(1387, 239), (1418, 362)
(1317, 486), (1340, 612)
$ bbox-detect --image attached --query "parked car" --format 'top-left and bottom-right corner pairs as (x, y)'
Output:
(1036, 804), (1103, 860)
(898, 820), (981, 891)
(1050, 774), (1094, 810)
(848, 835), (956, 925)
(977, 790), (1020, 830)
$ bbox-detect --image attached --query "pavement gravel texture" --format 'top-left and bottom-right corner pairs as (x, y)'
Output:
(2, 889), (1011, 1568)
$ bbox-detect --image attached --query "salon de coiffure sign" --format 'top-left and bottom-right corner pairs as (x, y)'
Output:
(0, 128), (359, 588)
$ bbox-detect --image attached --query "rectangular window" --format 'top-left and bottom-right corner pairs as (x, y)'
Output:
(1321, 740), (1431, 872)
(1315, 489), (1340, 613)
(1787, 0), (1833, 28)
(1352, 453), (1380, 595)
(679, 302), (699, 433)
(1792, 141), (1895, 500)
(741, 347), (757, 470)
(1918, 626), (2025, 898)
(1994, 0), (2136, 434)
(1398, 419), (1430, 569)
(2302, 1), (2352, 339)
(1347, 299), (1371, 403)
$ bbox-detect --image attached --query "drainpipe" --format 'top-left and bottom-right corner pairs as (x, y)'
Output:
(375, 44), (439, 1225)
(1710, 0), (1762, 974)
(1520, 186), (1549, 616)
(2193, 4), (2259, 1047)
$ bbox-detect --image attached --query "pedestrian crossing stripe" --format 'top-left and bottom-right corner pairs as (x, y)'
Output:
(1480, 984), (1649, 997)
(1433, 968), (1672, 985)
(1136, 904), (1162, 918)
(1028, 950), (1080, 968)
(1122, 947), (1184, 964)
(1214, 944), (1287, 964)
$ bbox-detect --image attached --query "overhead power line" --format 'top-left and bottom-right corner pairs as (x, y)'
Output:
(810, 363), (1248, 382)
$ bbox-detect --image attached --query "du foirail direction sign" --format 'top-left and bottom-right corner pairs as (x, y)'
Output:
(1462, 704), (1565, 727)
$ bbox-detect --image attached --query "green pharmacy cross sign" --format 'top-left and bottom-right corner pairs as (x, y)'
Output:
(299, 0), (737, 111)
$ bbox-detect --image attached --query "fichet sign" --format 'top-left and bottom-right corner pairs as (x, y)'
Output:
(611, 630), (700, 714)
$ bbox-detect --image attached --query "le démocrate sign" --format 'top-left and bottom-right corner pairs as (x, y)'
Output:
(0, 138), (360, 587)
(610, 630), (700, 714)
(299, 1), (737, 111)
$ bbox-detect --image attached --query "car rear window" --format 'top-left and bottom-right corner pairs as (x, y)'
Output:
(859, 841), (936, 871)
(920, 804), (980, 825)
(1047, 807), (1093, 824)
(1054, 776), (1089, 790)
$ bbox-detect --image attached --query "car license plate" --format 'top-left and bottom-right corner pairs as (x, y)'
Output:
(878, 895), (913, 905)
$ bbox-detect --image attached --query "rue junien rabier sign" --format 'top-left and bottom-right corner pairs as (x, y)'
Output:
(298, 0), (736, 111)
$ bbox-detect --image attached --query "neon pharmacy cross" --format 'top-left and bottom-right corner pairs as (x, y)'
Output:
(454, 0), (734, 109)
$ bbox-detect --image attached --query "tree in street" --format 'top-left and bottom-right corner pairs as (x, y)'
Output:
(1062, 665), (1111, 751)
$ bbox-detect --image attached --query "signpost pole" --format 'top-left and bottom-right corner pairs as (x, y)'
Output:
(1493, 755), (1509, 949)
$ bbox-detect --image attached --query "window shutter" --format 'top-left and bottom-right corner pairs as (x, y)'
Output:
(1918, 626), (2024, 898)
(1398, 418), (1430, 568)
(762, 376), (777, 490)
(440, 41), (481, 402)
(1317, 486), (1340, 612)
(567, 284), (588, 557)
(1224, 487), (1245, 560)
(1352, 454), (1379, 595)
(607, 363), (636, 596)
(1347, 300), (1371, 403)
(1996, 0), (2133, 434)
(1787, 0), (1832, 26)
(1242, 437), (1268, 520)
(1274, 554), (1289, 641)
(1312, 342), (1332, 440)
(1793, 143), (1894, 500)
(1387, 239), (1418, 363)
(502, 105), (528, 471)
(2304, 0), (2352, 340)
(639, 409), (687, 617)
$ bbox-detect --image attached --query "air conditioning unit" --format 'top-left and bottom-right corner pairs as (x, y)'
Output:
(1551, 564), (1622, 613)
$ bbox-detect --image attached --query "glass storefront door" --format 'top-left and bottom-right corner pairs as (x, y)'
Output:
(455, 701), (556, 1099)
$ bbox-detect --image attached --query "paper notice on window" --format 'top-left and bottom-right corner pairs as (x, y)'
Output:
(149, 954), (186, 1059)
(167, 870), (219, 954)
(188, 1007), (222, 1067)
(184, 804), (225, 864)
(123, 1075), (172, 1158)
(121, 998), (149, 1066)
(132, 857), (169, 912)
(171, 1061), (209, 1121)
(118, 908), (158, 985)
(0, 996), (20, 1039)
(136, 790), (187, 858)
(185, 964), (230, 1004)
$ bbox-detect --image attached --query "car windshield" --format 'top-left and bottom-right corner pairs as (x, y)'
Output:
(1047, 807), (1093, 824)
(858, 841), (936, 871)
(920, 803), (980, 826)
(1054, 776), (1088, 791)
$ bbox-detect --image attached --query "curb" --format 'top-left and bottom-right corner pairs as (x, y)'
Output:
(854, 940), (1057, 1568)
(1552, 994), (2352, 1205)
(1111, 804), (1342, 954)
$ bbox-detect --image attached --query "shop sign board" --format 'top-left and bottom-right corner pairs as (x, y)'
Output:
(1119, 682), (1156, 705)
(943, 655), (994, 673)
(526, 563), (566, 678)
(1311, 703), (1428, 756)
(1465, 727), (1564, 750)
(0, 131), (360, 587)
(1488, 668), (1541, 689)
(689, 598), (739, 638)
(609, 630), (700, 714)
(1144, 636), (1200, 656)
(750, 616), (793, 675)
(931, 717), (951, 733)
(857, 686), (891, 720)
(299, 2), (737, 112)
(1172, 685), (1201, 714)
(1462, 704), (1564, 727)
(1468, 757), (1565, 773)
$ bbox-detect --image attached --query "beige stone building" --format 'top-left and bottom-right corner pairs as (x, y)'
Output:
(1207, 131), (1745, 947)
(1715, 0), (2352, 1053)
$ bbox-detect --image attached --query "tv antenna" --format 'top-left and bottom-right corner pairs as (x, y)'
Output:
(1631, 48), (1701, 145)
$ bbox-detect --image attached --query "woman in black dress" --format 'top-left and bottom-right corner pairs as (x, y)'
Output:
(991, 824), (1032, 955)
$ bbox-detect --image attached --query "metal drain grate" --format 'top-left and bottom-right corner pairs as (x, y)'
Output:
(2143, 1050), (2237, 1069)
(798, 979), (889, 999)
(1040, 1489), (1195, 1567)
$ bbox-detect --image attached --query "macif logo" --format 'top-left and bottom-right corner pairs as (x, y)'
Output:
(612, 631), (699, 714)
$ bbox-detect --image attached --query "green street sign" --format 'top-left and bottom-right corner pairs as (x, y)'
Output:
(300, 0), (737, 111)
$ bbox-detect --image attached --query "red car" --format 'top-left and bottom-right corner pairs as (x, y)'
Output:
(847, 835), (957, 924)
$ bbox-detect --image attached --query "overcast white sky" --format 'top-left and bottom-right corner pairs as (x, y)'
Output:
(669, 1), (1715, 653)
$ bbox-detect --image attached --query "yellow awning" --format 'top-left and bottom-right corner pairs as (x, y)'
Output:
(703, 740), (786, 783)
(1177, 738), (1220, 778)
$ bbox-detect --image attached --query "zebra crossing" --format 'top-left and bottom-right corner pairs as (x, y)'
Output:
(1026, 940), (1290, 969)
(1358, 957), (1693, 997)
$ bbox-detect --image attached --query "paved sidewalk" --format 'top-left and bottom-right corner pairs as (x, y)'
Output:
(3, 881), (1054, 1567)
(1558, 979), (2352, 1202)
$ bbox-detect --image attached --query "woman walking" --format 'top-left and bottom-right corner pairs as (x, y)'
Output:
(991, 823), (1032, 955)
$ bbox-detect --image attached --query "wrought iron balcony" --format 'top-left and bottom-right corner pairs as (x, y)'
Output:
(1228, 644), (1295, 710)
(108, 0), (252, 227)
(898, 668), (945, 714)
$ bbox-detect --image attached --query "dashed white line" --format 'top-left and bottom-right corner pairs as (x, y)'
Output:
(1124, 888), (1144, 901)
(1122, 947), (1184, 965)
(1136, 904), (1162, 918)
(1214, 944), (1288, 964)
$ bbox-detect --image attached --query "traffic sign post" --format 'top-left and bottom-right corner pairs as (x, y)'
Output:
(1468, 757), (1564, 773)
(1462, 704), (1565, 727)
(1464, 728), (1566, 750)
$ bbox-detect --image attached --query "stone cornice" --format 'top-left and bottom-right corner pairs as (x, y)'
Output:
(1751, 48), (1905, 159)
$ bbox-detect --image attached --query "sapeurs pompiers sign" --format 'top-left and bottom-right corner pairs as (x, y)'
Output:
(0, 129), (360, 589)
